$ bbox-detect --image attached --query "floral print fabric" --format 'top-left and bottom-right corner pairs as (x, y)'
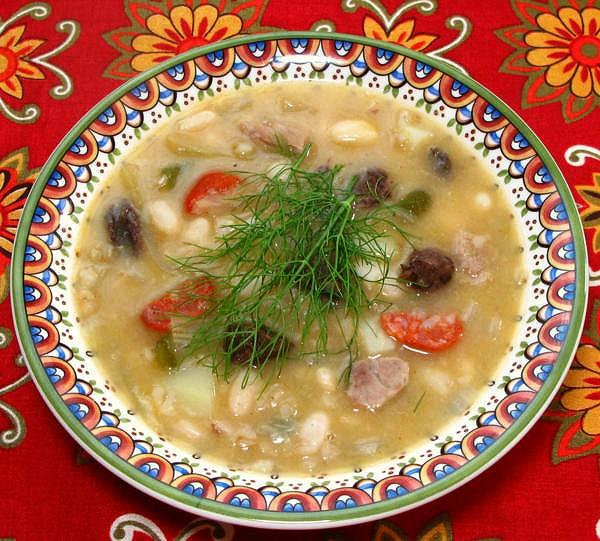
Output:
(0, 1), (598, 539)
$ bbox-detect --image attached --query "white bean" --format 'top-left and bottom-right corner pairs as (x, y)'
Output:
(148, 200), (180, 236)
(329, 120), (378, 145)
(181, 216), (214, 246)
(475, 192), (492, 209)
(299, 411), (329, 454)
(228, 372), (260, 416)
(315, 367), (336, 391)
(177, 110), (216, 132)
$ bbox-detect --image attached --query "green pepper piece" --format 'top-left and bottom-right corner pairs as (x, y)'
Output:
(158, 165), (182, 191)
(398, 190), (431, 216)
(154, 332), (178, 368)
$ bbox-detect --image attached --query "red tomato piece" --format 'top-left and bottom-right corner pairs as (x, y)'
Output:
(184, 171), (241, 214)
(380, 310), (463, 353)
(141, 278), (215, 332)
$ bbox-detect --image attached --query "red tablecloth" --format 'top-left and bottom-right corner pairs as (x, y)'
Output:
(1, 1), (600, 539)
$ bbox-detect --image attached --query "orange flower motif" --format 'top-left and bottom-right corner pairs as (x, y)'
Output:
(561, 343), (600, 435)
(131, 4), (243, 72)
(0, 24), (45, 99)
(363, 15), (436, 51)
(525, 6), (600, 98)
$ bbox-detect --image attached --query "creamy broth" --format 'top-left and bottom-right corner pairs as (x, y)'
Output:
(73, 82), (525, 475)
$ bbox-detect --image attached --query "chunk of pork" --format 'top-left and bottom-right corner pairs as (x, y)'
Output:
(347, 356), (409, 409)
(453, 231), (491, 285)
(240, 120), (306, 153)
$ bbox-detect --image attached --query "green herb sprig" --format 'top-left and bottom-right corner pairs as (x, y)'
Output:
(175, 146), (411, 386)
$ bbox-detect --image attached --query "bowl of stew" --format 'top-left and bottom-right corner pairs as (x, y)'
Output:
(11, 32), (587, 528)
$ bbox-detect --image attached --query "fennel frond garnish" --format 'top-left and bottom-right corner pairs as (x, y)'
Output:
(175, 147), (410, 386)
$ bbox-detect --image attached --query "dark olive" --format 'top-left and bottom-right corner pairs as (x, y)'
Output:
(400, 248), (455, 291)
(104, 199), (142, 254)
(224, 322), (289, 367)
(352, 167), (391, 208)
(429, 147), (452, 177)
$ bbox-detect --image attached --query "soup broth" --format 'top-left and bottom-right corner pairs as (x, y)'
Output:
(73, 82), (525, 475)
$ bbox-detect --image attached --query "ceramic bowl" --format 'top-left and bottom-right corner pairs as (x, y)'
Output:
(11, 32), (587, 528)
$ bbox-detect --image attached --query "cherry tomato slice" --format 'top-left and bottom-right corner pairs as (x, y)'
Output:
(184, 172), (241, 214)
(380, 310), (463, 353)
(141, 278), (215, 332)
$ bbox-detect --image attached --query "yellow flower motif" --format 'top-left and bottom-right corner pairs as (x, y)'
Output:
(577, 171), (600, 253)
(131, 4), (243, 72)
(363, 15), (437, 51)
(561, 343), (600, 435)
(525, 6), (600, 98)
(0, 24), (44, 99)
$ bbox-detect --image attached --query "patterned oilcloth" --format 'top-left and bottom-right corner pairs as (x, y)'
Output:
(1, 1), (599, 539)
